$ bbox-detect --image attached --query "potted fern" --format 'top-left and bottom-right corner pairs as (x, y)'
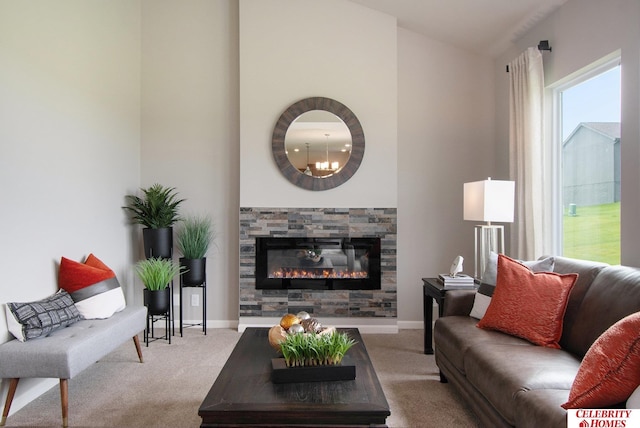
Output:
(176, 215), (215, 286)
(123, 184), (185, 259)
(136, 257), (184, 315)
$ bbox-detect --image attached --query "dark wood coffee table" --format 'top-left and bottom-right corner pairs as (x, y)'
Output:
(198, 327), (390, 427)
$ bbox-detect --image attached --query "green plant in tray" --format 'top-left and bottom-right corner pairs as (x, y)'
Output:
(279, 331), (356, 367)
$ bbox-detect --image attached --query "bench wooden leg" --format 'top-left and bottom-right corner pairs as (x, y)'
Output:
(60, 379), (68, 428)
(1, 378), (19, 426)
(133, 335), (144, 363)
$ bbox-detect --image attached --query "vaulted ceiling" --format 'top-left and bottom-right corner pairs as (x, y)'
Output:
(348, 0), (568, 57)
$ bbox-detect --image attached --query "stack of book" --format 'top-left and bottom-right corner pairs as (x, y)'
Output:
(437, 273), (476, 289)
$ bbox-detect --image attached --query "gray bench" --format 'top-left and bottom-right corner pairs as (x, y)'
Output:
(0, 305), (147, 427)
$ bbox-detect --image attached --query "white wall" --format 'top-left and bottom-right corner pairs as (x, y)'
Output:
(0, 0), (141, 414)
(494, 0), (640, 266)
(239, 0), (398, 208)
(397, 28), (496, 324)
(141, 0), (240, 324)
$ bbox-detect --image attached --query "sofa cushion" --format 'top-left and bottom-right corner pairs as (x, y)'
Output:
(464, 343), (580, 425)
(5, 289), (83, 342)
(550, 256), (609, 356)
(514, 389), (570, 428)
(477, 255), (577, 348)
(434, 316), (531, 374)
(562, 311), (640, 409)
(58, 254), (126, 319)
(470, 253), (555, 319)
(560, 265), (640, 358)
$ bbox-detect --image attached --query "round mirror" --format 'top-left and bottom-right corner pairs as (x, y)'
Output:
(272, 97), (364, 191)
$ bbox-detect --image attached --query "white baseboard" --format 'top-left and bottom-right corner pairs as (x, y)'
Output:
(397, 320), (424, 330)
(180, 319), (239, 329)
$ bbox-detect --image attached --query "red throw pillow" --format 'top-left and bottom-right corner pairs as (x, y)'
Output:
(58, 254), (126, 319)
(59, 255), (114, 293)
(562, 312), (640, 409)
(477, 254), (577, 348)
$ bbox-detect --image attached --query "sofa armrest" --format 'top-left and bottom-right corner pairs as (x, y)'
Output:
(442, 289), (476, 317)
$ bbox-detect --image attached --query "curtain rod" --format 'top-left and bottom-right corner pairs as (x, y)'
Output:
(506, 40), (552, 72)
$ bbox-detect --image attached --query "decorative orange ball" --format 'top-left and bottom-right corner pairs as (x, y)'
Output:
(280, 313), (300, 330)
(268, 325), (288, 350)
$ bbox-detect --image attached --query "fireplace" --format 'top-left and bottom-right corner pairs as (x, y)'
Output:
(239, 207), (396, 320)
(255, 237), (381, 290)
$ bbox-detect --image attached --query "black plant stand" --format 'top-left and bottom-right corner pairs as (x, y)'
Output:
(180, 276), (206, 336)
(143, 285), (172, 345)
(145, 311), (171, 346)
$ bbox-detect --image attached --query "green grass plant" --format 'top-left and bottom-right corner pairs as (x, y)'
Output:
(279, 331), (356, 367)
(135, 257), (185, 290)
(177, 215), (215, 259)
(563, 202), (620, 264)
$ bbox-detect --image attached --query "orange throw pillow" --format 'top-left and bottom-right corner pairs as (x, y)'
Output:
(477, 254), (577, 348)
(562, 311), (640, 409)
(58, 254), (126, 319)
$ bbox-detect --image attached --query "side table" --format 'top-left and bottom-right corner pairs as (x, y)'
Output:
(422, 278), (446, 354)
(422, 277), (476, 354)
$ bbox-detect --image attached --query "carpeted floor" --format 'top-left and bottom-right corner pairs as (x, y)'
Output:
(3, 328), (478, 427)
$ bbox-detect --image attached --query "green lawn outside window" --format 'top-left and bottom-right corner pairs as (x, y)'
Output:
(563, 202), (620, 265)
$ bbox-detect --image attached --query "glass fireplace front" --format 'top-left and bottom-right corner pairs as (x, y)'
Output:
(255, 237), (381, 290)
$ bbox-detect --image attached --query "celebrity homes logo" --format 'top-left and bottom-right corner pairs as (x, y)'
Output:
(567, 409), (640, 427)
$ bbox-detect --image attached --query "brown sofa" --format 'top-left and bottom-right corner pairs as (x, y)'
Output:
(434, 256), (640, 428)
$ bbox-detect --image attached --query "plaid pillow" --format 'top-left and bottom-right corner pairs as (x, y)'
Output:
(5, 289), (83, 341)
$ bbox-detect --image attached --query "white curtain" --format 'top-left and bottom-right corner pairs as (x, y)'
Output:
(508, 47), (548, 260)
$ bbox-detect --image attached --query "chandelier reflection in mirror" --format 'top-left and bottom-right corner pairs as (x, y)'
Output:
(315, 134), (341, 173)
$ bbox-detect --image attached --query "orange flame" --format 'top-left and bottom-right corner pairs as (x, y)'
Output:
(270, 267), (368, 279)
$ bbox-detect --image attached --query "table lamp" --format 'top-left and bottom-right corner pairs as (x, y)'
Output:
(464, 178), (515, 280)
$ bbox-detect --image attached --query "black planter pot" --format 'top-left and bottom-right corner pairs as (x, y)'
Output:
(143, 227), (173, 259)
(180, 257), (206, 286)
(143, 287), (171, 315)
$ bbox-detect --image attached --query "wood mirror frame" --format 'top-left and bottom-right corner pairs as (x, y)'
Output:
(272, 97), (365, 191)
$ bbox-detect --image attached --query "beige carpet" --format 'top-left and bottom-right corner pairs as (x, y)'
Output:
(4, 328), (478, 427)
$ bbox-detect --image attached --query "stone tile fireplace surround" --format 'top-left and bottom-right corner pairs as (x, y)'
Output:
(239, 207), (397, 330)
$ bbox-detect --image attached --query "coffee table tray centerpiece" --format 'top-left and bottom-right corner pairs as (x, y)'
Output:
(269, 312), (356, 383)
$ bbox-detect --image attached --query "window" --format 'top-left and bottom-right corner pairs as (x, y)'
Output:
(553, 58), (621, 264)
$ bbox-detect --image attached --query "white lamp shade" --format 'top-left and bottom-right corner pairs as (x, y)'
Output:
(464, 179), (515, 223)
